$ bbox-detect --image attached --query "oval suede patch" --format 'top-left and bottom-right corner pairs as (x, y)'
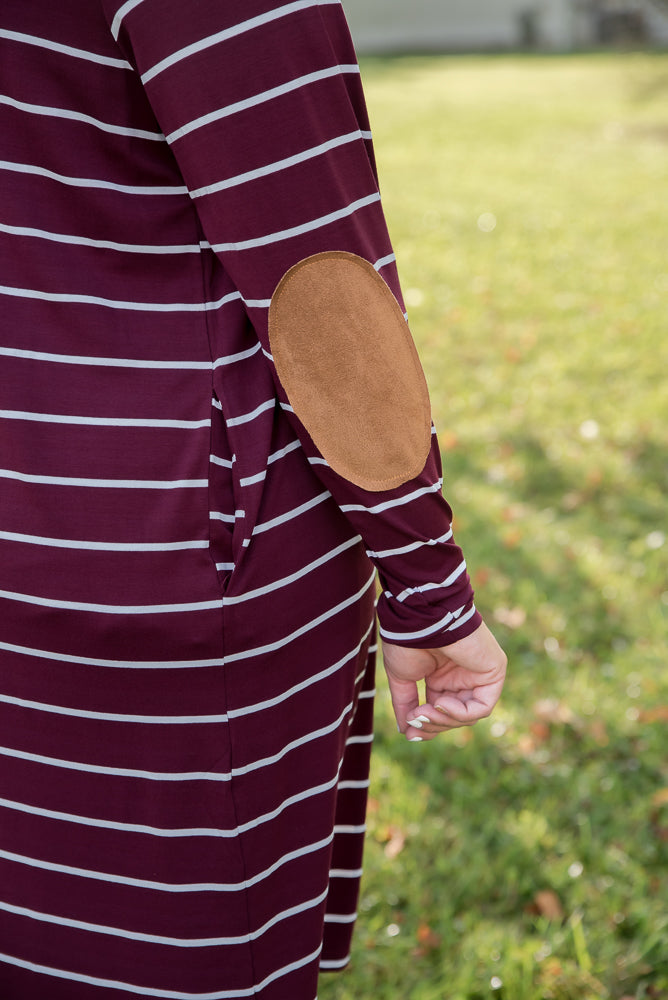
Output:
(268, 251), (432, 491)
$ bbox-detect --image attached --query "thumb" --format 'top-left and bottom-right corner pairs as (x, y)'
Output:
(384, 670), (420, 734)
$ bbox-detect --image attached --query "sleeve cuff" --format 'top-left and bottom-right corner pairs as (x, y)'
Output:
(376, 593), (483, 649)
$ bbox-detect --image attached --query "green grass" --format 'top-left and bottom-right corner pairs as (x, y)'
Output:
(319, 54), (668, 1000)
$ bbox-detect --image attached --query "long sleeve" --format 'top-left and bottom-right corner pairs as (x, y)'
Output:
(101, 0), (482, 646)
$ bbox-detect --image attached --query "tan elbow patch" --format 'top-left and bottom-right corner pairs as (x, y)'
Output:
(268, 251), (432, 491)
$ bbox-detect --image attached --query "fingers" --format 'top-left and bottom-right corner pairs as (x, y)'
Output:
(383, 669), (420, 736)
(403, 679), (506, 742)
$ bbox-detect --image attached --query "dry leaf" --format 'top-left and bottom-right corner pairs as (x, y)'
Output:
(412, 922), (442, 957)
(534, 890), (564, 921)
(438, 430), (458, 452)
(533, 699), (576, 726)
(517, 734), (537, 757)
(589, 719), (609, 746)
(652, 788), (668, 808)
(502, 528), (523, 549)
(640, 706), (668, 723)
(384, 827), (406, 860)
(494, 606), (527, 629)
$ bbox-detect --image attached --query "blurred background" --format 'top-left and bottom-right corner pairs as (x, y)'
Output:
(321, 4), (668, 999)
(343, 0), (668, 54)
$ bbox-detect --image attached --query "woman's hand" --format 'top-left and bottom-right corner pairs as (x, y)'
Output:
(381, 622), (507, 741)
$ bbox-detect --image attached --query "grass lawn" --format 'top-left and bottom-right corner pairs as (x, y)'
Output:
(319, 53), (668, 1000)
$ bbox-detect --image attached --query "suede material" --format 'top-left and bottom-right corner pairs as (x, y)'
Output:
(268, 251), (432, 491)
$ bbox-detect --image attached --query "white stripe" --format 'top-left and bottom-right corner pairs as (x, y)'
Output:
(0, 468), (206, 489)
(0, 29), (132, 68)
(225, 397), (276, 427)
(391, 559), (467, 602)
(0, 158), (187, 195)
(0, 691), (227, 725)
(0, 944), (322, 998)
(243, 296), (272, 309)
(346, 734), (373, 745)
(229, 620), (374, 719)
(374, 252), (396, 271)
(212, 341), (262, 368)
(209, 510), (245, 524)
(215, 562), (234, 572)
(447, 603), (477, 631)
(251, 490), (331, 536)
(225, 570), (375, 663)
(0, 638), (223, 670)
(320, 956), (350, 970)
(169, 63), (359, 145)
(0, 744), (230, 782)
(0, 588), (221, 615)
(144, 1), (340, 84)
(223, 534), (360, 604)
(0, 772), (340, 839)
(379, 604), (472, 643)
(0, 887), (328, 948)
(210, 192), (381, 253)
(0, 833), (334, 894)
(323, 912), (358, 924)
(329, 867), (364, 878)
(0, 344), (210, 369)
(110, 0), (145, 40)
(366, 528), (453, 560)
(0, 93), (162, 141)
(0, 408), (209, 429)
(336, 780), (370, 790)
(238, 439), (302, 486)
(333, 824), (366, 834)
(190, 129), (372, 198)
(0, 221), (201, 255)
(341, 478), (443, 515)
(0, 283), (241, 313)
(0, 529), (207, 551)
(232, 702), (351, 778)
(209, 453), (234, 469)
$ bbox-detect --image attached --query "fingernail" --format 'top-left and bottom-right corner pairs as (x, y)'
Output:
(407, 719), (423, 730)
(416, 715), (431, 724)
(397, 722), (402, 733)
(409, 736), (423, 743)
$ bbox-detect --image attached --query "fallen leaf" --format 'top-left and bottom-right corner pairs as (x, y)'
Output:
(414, 923), (442, 955)
(438, 429), (458, 452)
(502, 528), (523, 549)
(534, 890), (565, 921)
(589, 719), (609, 746)
(533, 699), (577, 726)
(494, 606), (527, 629)
(529, 721), (551, 744)
(652, 788), (668, 808)
(384, 827), (406, 860)
(640, 706), (668, 723)
(517, 734), (537, 757)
